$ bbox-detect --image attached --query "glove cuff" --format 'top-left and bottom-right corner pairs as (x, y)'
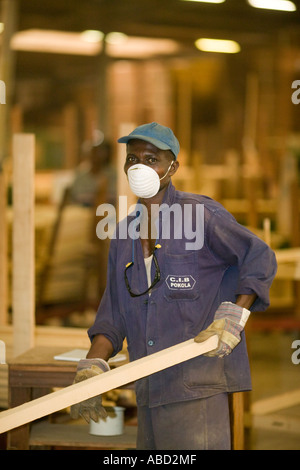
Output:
(221, 327), (242, 350)
(215, 301), (250, 328)
(77, 358), (110, 373)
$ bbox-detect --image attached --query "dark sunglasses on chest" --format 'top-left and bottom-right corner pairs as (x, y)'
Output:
(124, 244), (161, 297)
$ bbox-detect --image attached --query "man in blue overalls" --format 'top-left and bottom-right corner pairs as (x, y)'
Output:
(71, 123), (277, 449)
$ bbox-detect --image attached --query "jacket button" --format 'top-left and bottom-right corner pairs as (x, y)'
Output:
(147, 340), (154, 346)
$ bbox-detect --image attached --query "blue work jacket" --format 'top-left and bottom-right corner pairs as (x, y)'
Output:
(88, 183), (277, 407)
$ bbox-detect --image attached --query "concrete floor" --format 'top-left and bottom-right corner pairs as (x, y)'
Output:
(246, 329), (300, 450)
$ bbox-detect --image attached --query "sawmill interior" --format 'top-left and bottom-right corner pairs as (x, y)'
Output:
(0, 0), (300, 450)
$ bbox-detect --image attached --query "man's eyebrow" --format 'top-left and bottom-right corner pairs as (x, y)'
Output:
(126, 152), (138, 157)
(145, 152), (159, 157)
(126, 150), (161, 157)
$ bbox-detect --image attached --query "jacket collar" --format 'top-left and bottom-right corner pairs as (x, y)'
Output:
(161, 182), (176, 206)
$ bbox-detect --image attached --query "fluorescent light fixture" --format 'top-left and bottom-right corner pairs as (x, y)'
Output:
(247, 0), (296, 11)
(11, 29), (103, 55)
(181, 0), (225, 3)
(10, 29), (180, 59)
(195, 38), (241, 53)
(105, 32), (128, 45)
(80, 30), (104, 43)
(106, 36), (180, 58)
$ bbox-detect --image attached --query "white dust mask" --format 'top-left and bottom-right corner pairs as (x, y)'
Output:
(127, 163), (172, 199)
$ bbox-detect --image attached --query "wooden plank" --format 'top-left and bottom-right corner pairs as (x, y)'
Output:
(0, 340), (5, 364)
(0, 335), (218, 433)
(251, 388), (300, 415)
(276, 263), (300, 281)
(12, 134), (35, 357)
(275, 248), (300, 263)
(248, 413), (300, 434)
(263, 218), (271, 246)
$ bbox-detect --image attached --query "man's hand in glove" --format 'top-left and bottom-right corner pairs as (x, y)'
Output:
(70, 358), (110, 423)
(194, 301), (250, 358)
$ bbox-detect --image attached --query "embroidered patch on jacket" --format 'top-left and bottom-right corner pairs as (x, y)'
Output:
(165, 275), (196, 290)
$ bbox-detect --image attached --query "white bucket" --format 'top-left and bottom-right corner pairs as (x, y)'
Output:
(89, 406), (125, 436)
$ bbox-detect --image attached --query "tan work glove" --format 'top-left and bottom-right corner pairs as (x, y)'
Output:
(194, 301), (250, 358)
(70, 358), (110, 423)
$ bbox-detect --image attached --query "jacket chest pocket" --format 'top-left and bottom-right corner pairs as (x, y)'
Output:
(163, 252), (200, 302)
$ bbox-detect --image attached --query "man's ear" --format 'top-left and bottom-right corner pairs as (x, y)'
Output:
(170, 160), (179, 176)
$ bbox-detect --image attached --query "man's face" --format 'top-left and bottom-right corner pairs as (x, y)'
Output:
(124, 139), (178, 186)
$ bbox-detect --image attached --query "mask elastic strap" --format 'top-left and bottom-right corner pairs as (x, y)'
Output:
(159, 162), (173, 181)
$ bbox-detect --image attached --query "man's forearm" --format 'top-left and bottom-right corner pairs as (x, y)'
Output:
(235, 294), (257, 310)
(86, 334), (114, 361)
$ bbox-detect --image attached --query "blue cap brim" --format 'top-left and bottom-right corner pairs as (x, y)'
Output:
(118, 134), (171, 151)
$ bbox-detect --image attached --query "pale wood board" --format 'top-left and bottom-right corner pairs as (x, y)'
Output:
(245, 412), (300, 434)
(251, 388), (300, 415)
(275, 248), (300, 263)
(0, 335), (218, 434)
(12, 134), (35, 357)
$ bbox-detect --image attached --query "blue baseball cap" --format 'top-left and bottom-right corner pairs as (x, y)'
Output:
(117, 122), (180, 159)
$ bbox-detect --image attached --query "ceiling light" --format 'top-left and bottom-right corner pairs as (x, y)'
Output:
(11, 29), (102, 55)
(247, 0), (296, 11)
(105, 32), (128, 45)
(106, 36), (180, 58)
(80, 30), (104, 43)
(195, 38), (241, 53)
(181, 0), (225, 3)
(10, 30), (180, 59)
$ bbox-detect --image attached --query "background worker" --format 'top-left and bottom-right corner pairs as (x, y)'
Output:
(71, 122), (277, 450)
(70, 139), (115, 208)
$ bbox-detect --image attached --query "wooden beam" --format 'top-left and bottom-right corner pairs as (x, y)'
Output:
(12, 134), (35, 357)
(0, 335), (218, 433)
(275, 248), (300, 263)
(245, 412), (300, 434)
(251, 388), (300, 415)
(263, 218), (271, 246)
(0, 340), (5, 364)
